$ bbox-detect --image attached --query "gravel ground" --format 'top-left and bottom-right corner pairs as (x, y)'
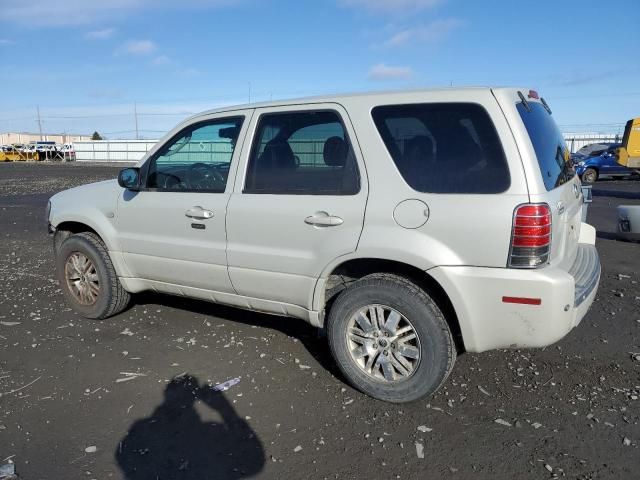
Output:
(0, 163), (639, 480)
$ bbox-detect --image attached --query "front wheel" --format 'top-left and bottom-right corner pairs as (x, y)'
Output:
(327, 274), (456, 403)
(581, 168), (598, 184)
(56, 232), (130, 319)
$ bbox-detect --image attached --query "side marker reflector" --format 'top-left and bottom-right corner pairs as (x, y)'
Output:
(502, 296), (542, 305)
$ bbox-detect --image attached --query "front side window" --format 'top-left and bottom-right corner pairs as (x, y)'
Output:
(372, 103), (510, 194)
(146, 117), (243, 192)
(244, 110), (360, 194)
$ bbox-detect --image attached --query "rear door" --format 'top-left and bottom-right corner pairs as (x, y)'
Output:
(225, 104), (367, 309)
(495, 89), (583, 267)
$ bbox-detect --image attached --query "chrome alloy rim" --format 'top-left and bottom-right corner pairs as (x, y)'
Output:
(64, 252), (100, 305)
(346, 304), (421, 383)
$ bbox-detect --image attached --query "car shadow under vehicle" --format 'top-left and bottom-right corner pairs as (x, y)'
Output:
(131, 291), (345, 381)
(116, 374), (265, 480)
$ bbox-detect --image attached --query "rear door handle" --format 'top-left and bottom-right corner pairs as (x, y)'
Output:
(185, 206), (214, 220)
(304, 211), (343, 227)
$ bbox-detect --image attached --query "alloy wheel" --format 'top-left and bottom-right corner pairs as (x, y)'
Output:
(346, 304), (421, 383)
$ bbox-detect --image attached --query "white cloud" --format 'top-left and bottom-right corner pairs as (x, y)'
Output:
(340, 0), (442, 13)
(123, 40), (157, 55)
(368, 63), (413, 80)
(384, 18), (463, 47)
(0, 0), (242, 27)
(0, 39), (15, 46)
(152, 55), (171, 66)
(177, 67), (201, 77)
(86, 28), (116, 40)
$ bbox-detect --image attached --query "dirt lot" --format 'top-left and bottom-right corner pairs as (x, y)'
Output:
(0, 162), (639, 479)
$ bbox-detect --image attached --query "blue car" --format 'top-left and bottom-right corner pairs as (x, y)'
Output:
(574, 144), (636, 183)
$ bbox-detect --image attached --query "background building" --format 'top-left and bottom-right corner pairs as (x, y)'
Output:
(0, 132), (91, 145)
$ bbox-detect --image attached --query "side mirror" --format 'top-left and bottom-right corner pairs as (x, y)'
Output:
(118, 168), (141, 190)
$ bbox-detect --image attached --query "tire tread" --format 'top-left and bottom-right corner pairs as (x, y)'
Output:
(72, 232), (130, 319)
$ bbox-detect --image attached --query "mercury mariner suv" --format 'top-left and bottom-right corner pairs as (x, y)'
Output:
(47, 88), (600, 402)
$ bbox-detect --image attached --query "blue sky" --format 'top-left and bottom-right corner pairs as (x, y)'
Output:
(0, 0), (638, 139)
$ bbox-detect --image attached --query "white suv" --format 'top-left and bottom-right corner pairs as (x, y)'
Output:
(47, 88), (600, 402)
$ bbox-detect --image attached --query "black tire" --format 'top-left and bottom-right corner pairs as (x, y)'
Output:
(581, 168), (598, 184)
(327, 273), (456, 403)
(56, 232), (130, 319)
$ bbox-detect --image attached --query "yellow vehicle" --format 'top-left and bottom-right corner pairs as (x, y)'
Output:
(0, 146), (40, 162)
(616, 117), (640, 168)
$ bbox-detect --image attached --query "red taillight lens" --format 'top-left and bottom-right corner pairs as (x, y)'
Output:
(512, 234), (551, 248)
(513, 225), (551, 237)
(508, 203), (552, 268)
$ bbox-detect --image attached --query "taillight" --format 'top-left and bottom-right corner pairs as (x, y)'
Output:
(508, 204), (551, 268)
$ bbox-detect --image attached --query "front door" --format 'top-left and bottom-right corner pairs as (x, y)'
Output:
(116, 112), (251, 292)
(226, 105), (368, 308)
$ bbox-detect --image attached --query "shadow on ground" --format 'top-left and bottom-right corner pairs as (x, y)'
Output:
(116, 375), (265, 480)
(132, 292), (343, 379)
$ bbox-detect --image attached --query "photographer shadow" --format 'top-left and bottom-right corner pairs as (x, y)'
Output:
(116, 375), (265, 480)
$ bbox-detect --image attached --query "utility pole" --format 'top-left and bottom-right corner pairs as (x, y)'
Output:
(134, 102), (139, 140)
(36, 105), (43, 141)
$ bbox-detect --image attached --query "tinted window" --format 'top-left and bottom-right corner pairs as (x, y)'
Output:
(372, 103), (510, 194)
(244, 111), (359, 194)
(517, 102), (574, 191)
(146, 117), (243, 192)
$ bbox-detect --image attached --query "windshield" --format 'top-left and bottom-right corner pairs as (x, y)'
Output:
(517, 101), (574, 191)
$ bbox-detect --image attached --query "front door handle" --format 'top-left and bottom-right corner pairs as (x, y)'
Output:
(304, 211), (343, 227)
(185, 206), (214, 220)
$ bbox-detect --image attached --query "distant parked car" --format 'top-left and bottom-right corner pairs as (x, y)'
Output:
(574, 144), (636, 183)
(34, 144), (61, 160)
(571, 142), (615, 163)
(60, 143), (75, 161)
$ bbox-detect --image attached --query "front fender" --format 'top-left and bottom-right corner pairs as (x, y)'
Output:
(49, 180), (122, 252)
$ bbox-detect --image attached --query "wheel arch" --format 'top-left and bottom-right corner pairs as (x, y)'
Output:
(53, 220), (104, 251)
(315, 257), (465, 352)
(52, 218), (131, 278)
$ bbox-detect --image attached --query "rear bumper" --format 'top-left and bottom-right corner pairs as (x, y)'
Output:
(430, 226), (600, 353)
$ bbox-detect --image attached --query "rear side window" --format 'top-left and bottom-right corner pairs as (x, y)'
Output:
(244, 110), (360, 195)
(517, 101), (573, 191)
(372, 103), (510, 194)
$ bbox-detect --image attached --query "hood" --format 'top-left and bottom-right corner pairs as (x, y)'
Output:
(50, 178), (118, 202)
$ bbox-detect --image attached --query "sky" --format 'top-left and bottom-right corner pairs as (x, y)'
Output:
(0, 0), (638, 139)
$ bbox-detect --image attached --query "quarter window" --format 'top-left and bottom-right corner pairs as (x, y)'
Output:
(244, 110), (360, 195)
(146, 117), (243, 192)
(372, 103), (510, 194)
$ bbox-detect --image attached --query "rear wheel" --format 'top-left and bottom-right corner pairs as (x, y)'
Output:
(581, 168), (598, 184)
(56, 232), (130, 319)
(327, 273), (456, 403)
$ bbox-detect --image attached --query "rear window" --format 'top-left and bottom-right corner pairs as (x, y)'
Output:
(372, 103), (510, 194)
(517, 101), (574, 191)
